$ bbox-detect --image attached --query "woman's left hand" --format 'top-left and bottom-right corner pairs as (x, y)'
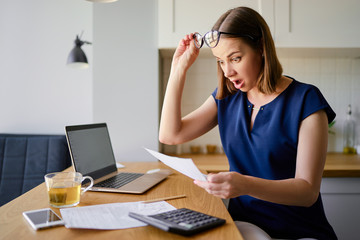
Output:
(194, 172), (247, 199)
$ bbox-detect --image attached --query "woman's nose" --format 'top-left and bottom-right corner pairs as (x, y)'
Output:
(223, 64), (235, 79)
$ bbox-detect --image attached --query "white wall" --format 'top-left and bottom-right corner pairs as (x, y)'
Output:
(0, 0), (159, 162)
(0, 0), (93, 134)
(93, 0), (159, 162)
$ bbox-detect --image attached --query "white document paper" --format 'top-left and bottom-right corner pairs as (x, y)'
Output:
(60, 201), (176, 230)
(144, 148), (207, 181)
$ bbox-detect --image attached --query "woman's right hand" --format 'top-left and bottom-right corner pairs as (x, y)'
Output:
(171, 33), (200, 72)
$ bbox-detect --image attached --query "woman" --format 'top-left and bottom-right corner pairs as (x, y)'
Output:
(159, 7), (337, 240)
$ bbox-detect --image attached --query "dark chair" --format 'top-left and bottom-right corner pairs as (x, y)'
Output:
(0, 134), (71, 206)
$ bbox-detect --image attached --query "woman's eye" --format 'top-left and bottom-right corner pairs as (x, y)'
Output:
(217, 59), (224, 65)
(231, 57), (241, 63)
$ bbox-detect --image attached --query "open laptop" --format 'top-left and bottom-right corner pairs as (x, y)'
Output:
(65, 123), (171, 194)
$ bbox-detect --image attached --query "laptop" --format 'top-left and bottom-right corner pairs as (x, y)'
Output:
(65, 123), (171, 194)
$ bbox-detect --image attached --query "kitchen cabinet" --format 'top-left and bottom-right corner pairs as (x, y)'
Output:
(321, 178), (360, 240)
(274, 0), (360, 48)
(158, 0), (273, 48)
(158, 0), (360, 49)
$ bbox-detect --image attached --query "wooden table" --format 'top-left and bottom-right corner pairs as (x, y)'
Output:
(0, 161), (243, 240)
(182, 152), (360, 177)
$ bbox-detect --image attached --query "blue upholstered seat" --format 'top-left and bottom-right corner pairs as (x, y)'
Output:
(0, 134), (71, 206)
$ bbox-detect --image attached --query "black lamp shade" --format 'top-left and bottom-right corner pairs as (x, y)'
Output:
(67, 46), (89, 68)
(67, 35), (91, 69)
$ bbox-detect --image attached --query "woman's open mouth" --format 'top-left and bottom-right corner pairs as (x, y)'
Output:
(232, 79), (244, 89)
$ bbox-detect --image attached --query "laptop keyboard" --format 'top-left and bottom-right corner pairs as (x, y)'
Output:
(94, 172), (144, 188)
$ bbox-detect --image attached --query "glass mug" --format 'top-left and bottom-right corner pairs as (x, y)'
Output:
(44, 172), (93, 208)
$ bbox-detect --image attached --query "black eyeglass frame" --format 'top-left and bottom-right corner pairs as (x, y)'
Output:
(193, 30), (257, 49)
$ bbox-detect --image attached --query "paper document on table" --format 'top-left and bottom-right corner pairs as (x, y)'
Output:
(60, 201), (176, 230)
(144, 148), (207, 181)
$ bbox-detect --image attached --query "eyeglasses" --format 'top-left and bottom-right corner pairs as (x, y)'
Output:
(193, 30), (256, 49)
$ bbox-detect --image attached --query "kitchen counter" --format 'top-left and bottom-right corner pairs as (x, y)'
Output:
(323, 152), (360, 177)
(176, 152), (360, 177)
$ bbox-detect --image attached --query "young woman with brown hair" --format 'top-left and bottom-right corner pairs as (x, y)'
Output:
(159, 7), (337, 240)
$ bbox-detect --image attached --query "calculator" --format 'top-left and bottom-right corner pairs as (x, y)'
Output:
(128, 208), (226, 236)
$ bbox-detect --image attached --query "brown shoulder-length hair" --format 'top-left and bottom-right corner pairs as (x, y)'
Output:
(213, 7), (283, 99)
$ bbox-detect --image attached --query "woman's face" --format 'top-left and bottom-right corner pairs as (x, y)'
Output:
(211, 37), (262, 92)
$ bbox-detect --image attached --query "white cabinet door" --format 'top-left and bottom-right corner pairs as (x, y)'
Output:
(274, 0), (360, 47)
(321, 178), (360, 240)
(158, 0), (274, 48)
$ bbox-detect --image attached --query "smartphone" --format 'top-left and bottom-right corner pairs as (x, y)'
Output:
(23, 208), (65, 230)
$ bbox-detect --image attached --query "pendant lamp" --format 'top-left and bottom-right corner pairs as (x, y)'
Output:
(86, 0), (118, 3)
(67, 35), (91, 69)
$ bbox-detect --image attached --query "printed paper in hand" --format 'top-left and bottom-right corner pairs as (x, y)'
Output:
(144, 148), (207, 181)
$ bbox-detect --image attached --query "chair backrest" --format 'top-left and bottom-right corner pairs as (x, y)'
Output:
(0, 134), (71, 206)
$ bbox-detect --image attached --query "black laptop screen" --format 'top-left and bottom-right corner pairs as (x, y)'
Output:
(65, 123), (117, 179)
